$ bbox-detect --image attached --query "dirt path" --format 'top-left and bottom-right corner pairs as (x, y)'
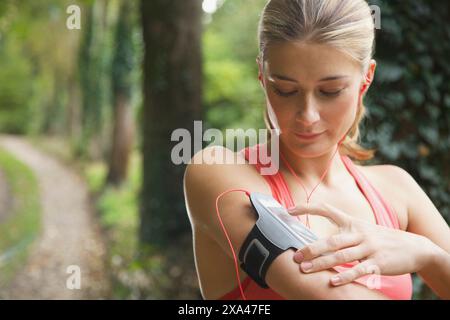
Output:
(0, 135), (110, 299)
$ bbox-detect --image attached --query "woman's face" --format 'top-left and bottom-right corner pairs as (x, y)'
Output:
(259, 41), (373, 158)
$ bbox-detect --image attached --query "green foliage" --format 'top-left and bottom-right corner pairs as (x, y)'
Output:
(0, 148), (40, 287)
(84, 149), (199, 299)
(365, 0), (449, 219)
(363, 1), (449, 299)
(203, 0), (268, 142)
(111, 0), (138, 98)
(0, 38), (34, 133)
(0, 0), (141, 146)
(84, 152), (140, 297)
(77, 0), (116, 157)
(0, 0), (83, 135)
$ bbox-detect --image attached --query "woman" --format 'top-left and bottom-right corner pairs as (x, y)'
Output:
(183, 0), (450, 300)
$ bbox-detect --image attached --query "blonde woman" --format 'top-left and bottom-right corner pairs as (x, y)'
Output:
(183, 0), (450, 300)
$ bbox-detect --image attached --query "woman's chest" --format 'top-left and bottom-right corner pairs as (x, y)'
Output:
(279, 166), (409, 236)
(283, 177), (378, 238)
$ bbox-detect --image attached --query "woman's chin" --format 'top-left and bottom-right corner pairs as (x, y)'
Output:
(284, 136), (332, 158)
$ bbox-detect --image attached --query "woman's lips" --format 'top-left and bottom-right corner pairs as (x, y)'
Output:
(294, 131), (325, 140)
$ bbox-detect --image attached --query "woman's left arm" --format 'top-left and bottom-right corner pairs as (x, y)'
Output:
(288, 166), (450, 299)
(397, 166), (450, 298)
(418, 244), (450, 299)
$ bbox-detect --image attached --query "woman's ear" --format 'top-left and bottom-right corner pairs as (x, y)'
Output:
(256, 57), (265, 88)
(361, 59), (377, 94)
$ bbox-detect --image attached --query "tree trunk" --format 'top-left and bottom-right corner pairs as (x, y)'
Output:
(67, 74), (82, 142)
(78, 0), (111, 160)
(107, 92), (134, 185)
(140, 0), (203, 247)
(106, 0), (136, 186)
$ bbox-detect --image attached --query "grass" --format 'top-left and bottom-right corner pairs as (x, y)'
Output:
(84, 151), (200, 299)
(0, 147), (40, 288)
(86, 153), (140, 255)
(84, 151), (148, 298)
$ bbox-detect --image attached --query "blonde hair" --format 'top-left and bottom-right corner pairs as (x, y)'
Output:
(259, 0), (376, 161)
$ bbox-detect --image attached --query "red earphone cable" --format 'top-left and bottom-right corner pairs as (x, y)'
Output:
(215, 188), (251, 300)
(279, 141), (342, 228)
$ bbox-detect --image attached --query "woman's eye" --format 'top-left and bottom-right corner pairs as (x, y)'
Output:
(274, 88), (297, 97)
(320, 89), (344, 97)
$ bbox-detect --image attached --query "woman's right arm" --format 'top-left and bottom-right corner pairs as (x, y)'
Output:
(183, 146), (389, 300)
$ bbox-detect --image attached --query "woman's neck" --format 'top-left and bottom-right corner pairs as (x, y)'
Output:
(269, 138), (346, 190)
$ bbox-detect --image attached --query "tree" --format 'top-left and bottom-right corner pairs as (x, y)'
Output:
(140, 0), (203, 247)
(106, 0), (136, 186)
(77, 0), (114, 159)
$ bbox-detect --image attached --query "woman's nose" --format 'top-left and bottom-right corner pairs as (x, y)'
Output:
(295, 98), (320, 126)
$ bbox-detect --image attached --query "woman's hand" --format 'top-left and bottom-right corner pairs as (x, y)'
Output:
(287, 203), (441, 286)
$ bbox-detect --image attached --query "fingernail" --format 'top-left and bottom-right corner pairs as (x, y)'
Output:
(294, 251), (304, 263)
(301, 261), (313, 272)
(287, 206), (296, 212)
(331, 276), (341, 285)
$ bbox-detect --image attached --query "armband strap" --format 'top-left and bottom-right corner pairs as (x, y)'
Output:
(238, 223), (285, 288)
(238, 192), (318, 288)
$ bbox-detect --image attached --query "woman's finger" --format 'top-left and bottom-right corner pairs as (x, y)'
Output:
(330, 259), (380, 287)
(299, 244), (368, 273)
(288, 202), (351, 228)
(294, 232), (364, 262)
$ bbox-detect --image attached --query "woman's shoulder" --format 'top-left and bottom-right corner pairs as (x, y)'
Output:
(186, 145), (246, 167)
(354, 163), (417, 230)
(183, 145), (272, 222)
(184, 145), (261, 185)
(356, 163), (417, 193)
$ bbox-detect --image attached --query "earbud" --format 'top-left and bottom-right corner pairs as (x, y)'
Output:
(360, 76), (372, 94)
(360, 83), (368, 93)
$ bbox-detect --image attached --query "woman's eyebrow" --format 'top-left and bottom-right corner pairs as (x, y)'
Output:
(318, 75), (350, 82)
(271, 74), (298, 82)
(270, 73), (349, 83)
